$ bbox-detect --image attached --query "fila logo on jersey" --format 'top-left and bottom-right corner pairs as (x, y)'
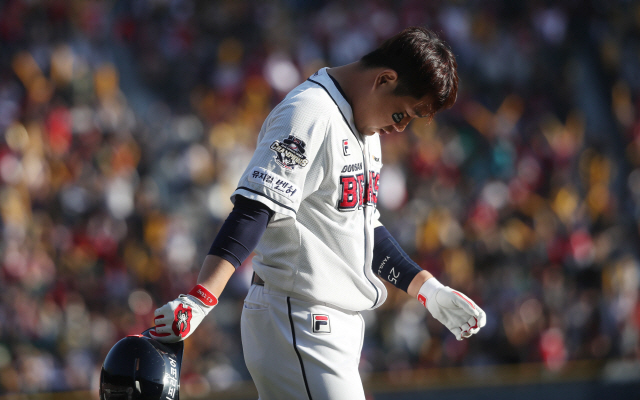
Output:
(342, 139), (350, 156)
(270, 135), (308, 169)
(312, 314), (331, 333)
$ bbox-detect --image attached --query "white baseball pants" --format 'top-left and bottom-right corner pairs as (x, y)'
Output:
(241, 283), (367, 400)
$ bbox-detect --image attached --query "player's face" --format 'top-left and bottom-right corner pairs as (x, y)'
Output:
(355, 70), (435, 136)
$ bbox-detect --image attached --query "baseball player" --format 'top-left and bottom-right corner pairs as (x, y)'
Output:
(151, 27), (486, 400)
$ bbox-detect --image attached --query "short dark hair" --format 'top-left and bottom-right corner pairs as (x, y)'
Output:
(361, 27), (459, 113)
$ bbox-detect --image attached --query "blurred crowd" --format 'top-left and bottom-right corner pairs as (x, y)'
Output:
(1, 0), (640, 396)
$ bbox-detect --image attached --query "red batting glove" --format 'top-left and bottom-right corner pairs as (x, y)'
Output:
(150, 284), (218, 343)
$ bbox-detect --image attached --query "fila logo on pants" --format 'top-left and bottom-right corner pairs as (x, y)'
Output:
(312, 314), (331, 333)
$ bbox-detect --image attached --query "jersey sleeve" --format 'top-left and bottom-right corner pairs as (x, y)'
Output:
(231, 98), (328, 219)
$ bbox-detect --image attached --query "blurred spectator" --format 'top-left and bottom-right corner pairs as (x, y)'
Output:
(0, 0), (639, 395)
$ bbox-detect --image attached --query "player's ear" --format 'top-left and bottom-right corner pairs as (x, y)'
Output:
(374, 69), (398, 89)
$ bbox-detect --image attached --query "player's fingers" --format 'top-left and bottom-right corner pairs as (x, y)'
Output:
(451, 291), (479, 316)
(153, 324), (173, 335)
(476, 308), (487, 328)
(453, 328), (464, 341)
(459, 316), (476, 335)
(460, 318), (473, 333)
(466, 316), (481, 335)
(154, 306), (168, 317)
(150, 329), (180, 343)
(154, 314), (171, 329)
(148, 328), (171, 338)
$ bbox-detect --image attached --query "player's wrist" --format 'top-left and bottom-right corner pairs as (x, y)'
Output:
(151, 285), (217, 342)
(186, 284), (218, 314)
(416, 277), (445, 307)
(407, 270), (432, 298)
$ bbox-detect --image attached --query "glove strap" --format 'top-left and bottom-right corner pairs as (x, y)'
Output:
(417, 277), (445, 307)
(188, 284), (218, 307)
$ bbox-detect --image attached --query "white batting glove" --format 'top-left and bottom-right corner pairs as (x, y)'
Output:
(149, 284), (218, 343)
(417, 278), (486, 341)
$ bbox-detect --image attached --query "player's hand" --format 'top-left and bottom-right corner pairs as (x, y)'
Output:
(150, 284), (218, 343)
(417, 278), (486, 341)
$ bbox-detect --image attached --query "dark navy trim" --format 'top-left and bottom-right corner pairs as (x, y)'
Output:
(327, 74), (349, 104)
(236, 186), (297, 215)
(307, 78), (360, 141)
(287, 297), (313, 400)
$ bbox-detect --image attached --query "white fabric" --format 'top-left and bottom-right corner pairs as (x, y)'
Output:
(150, 294), (213, 342)
(418, 278), (487, 341)
(232, 68), (387, 312)
(241, 284), (366, 400)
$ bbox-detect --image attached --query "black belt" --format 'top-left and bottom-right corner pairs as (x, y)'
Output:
(252, 272), (265, 286)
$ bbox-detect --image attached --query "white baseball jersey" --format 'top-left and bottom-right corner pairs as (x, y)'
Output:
(231, 67), (388, 312)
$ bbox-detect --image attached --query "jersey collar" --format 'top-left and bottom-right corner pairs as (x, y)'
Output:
(307, 68), (363, 141)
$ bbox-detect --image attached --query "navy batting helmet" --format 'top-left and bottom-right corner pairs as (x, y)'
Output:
(100, 329), (184, 400)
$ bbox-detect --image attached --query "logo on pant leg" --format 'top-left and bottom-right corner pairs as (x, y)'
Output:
(312, 314), (331, 333)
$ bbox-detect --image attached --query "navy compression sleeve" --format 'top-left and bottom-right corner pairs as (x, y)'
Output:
(372, 226), (423, 292)
(208, 196), (274, 268)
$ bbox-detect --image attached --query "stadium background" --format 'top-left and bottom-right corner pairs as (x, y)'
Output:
(1, 0), (640, 398)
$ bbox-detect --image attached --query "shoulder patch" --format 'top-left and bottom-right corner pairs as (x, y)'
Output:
(270, 135), (308, 169)
(248, 167), (300, 199)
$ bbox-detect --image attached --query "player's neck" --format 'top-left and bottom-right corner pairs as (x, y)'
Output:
(326, 62), (366, 108)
